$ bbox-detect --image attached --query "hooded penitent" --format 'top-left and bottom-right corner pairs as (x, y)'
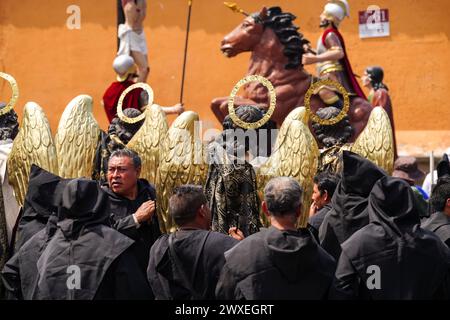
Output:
(215, 226), (336, 300)
(332, 177), (450, 299)
(3, 179), (151, 300)
(319, 151), (387, 260)
(14, 165), (68, 252)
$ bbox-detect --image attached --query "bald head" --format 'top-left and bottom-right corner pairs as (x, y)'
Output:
(264, 177), (303, 217)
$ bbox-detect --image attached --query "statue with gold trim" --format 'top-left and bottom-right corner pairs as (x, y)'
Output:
(205, 105), (264, 237)
(302, 0), (367, 109)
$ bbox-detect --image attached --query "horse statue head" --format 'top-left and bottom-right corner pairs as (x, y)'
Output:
(221, 7), (308, 70)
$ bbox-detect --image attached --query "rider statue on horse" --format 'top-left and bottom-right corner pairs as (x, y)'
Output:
(302, 0), (367, 109)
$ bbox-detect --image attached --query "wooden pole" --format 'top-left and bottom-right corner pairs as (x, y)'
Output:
(180, 0), (193, 104)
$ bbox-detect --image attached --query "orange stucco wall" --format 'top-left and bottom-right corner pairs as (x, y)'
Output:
(0, 1), (449, 148)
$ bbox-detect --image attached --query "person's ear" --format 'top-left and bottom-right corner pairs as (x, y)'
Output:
(323, 190), (329, 201)
(446, 198), (450, 208)
(262, 201), (270, 218)
(198, 204), (206, 218)
(136, 165), (141, 177)
(296, 204), (302, 218)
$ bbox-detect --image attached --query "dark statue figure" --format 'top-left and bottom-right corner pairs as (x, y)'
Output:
(0, 102), (19, 142)
(205, 105), (269, 237)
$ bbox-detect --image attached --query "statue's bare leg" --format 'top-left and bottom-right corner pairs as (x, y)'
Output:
(131, 50), (150, 83)
(211, 97), (228, 123)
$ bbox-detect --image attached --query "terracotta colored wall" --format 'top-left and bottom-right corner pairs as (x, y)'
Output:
(0, 1), (449, 142)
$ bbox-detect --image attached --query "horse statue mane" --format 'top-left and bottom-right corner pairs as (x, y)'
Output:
(254, 6), (309, 70)
(211, 6), (373, 147)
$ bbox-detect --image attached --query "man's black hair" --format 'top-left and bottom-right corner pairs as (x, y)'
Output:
(430, 177), (450, 212)
(313, 171), (339, 198)
(109, 148), (142, 169)
(169, 185), (207, 226)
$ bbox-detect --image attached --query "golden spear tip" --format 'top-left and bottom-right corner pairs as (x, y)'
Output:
(223, 2), (249, 16)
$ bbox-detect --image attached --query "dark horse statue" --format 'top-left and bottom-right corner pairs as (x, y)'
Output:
(211, 6), (372, 144)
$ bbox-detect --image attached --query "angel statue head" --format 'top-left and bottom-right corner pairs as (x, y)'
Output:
(108, 108), (145, 148)
(0, 101), (19, 141)
(218, 105), (276, 162)
(311, 106), (353, 148)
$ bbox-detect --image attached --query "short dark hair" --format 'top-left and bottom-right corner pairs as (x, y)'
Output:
(264, 177), (303, 216)
(109, 148), (141, 168)
(430, 177), (450, 211)
(313, 171), (339, 198)
(169, 185), (207, 226)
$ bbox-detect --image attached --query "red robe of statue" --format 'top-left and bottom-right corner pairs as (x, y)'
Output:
(102, 80), (142, 123)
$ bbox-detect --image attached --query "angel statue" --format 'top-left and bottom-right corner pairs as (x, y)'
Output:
(207, 75), (318, 230)
(229, 74), (392, 229)
(307, 85), (395, 175)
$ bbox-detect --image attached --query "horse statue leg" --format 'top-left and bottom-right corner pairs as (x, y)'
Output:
(211, 95), (258, 124)
(347, 97), (373, 142)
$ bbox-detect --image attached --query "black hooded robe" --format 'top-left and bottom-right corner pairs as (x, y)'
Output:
(2, 179), (152, 300)
(148, 229), (238, 300)
(103, 179), (161, 274)
(319, 151), (387, 260)
(331, 177), (450, 300)
(215, 226), (336, 300)
(13, 165), (68, 252)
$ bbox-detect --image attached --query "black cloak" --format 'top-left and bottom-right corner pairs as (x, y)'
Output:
(331, 177), (450, 299)
(14, 165), (68, 252)
(215, 226), (336, 300)
(2, 179), (152, 300)
(319, 151), (387, 260)
(148, 229), (238, 300)
(103, 179), (161, 274)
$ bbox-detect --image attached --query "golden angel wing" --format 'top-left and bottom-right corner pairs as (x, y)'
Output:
(7, 102), (58, 206)
(54, 95), (101, 179)
(351, 106), (394, 174)
(127, 104), (169, 184)
(258, 107), (319, 227)
(156, 111), (208, 233)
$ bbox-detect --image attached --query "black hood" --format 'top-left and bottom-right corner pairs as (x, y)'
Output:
(437, 153), (450, 179)
(57, 179), (109, 239)
(368, 176), (420, 238)
(327, 151), (387, 243)
(264, 227), (319, 282)
(24, 165), (68, 218)
(340, 151), (387, 196)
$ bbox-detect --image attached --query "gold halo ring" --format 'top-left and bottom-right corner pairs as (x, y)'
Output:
(117, 82), (153, 124)
(304, 79), (350, 126)
(0, 72), (19, 117)
(227, 75), (276, 130)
